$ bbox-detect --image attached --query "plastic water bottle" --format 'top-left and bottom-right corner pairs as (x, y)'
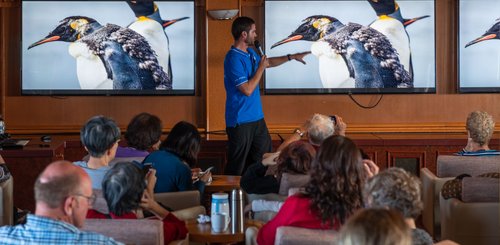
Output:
(231, 189), (244, 233)
(0, 115), (5, 135)
(211, 193), (229, 232)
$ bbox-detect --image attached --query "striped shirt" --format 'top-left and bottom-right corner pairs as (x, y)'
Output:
(0, 214), (122, 245)
(456, 149), (500, 156)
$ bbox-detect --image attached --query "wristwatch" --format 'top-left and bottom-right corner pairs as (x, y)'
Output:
(294, 128), (304, 137)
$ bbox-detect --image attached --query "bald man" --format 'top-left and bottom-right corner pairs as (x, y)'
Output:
(0, 160), (121, 244)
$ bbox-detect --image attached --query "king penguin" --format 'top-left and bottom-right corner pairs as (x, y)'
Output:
(272, 15), (411, 88)
(367, 0), (429, 82)
(465, 18), (500, 48)
(126, 0), (189, 85)
(28, 16), (170, 90)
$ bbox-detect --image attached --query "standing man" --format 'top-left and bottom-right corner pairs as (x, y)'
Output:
(224, 16), (309, 175)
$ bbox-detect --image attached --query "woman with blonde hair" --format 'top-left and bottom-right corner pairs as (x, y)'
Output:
(336, 208), (411, 245)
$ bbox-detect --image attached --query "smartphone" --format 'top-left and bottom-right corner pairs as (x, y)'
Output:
(200, 166), (214, 176)
(329, 115), (337, 125)
(142, 162), (153, 176)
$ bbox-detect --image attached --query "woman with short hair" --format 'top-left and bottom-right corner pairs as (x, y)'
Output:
(74, 115), (121, 189)
(364, 167), (433, 245)
(87, 162), (188, 244)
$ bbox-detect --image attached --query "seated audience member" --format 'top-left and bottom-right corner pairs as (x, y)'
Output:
(87, 162), (188, 244)
(276, 113), (346, 152)
(458, 111), (499, 156)
(336, 209), (412, 245)
(241, 140), (316, 194)
(143, 121), (211, 193)
(0, 161), (120, 244)
(115, 112), (162, 159)
(364, 168), (433, 245)
(256, 135), (378, 245)
(74, 116), (121, 189)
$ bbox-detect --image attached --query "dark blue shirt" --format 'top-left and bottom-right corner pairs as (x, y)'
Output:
(224, 46), (264, 127)
(143, 150), (193, 193)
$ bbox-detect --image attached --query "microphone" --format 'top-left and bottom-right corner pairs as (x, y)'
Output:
(254, 40), (264, 57)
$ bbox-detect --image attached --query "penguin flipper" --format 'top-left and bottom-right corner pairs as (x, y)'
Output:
(344, 40), (384, 88)
(101, 41), (143, 89)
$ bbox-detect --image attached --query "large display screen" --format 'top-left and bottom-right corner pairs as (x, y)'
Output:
(264, 0), (436, 94)
(459, 0), (500, 92)
(22, 0), (195, 95)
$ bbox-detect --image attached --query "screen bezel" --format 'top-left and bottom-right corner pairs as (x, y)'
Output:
(21, 0), (196, 96)
(263, 0), (437, 95)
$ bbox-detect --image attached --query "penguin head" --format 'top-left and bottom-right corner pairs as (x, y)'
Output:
(367, 0), (398, 16)
(28, 16), (98, 49)
(271, 15), (339, 49)
(465, 19), (500, 48)
(127, 0), (156, 18)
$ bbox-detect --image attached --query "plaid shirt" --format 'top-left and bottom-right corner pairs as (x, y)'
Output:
(0, 214), (122, 245)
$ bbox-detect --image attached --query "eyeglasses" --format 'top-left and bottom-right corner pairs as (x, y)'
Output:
(73, 193), (96, 206)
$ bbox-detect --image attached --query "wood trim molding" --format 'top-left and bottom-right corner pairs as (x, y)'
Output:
(268, 123), (470, 134)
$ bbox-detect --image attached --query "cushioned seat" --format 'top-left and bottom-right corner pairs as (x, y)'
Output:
(0, 177), (13, 226)
(275, 226), (337, 245)
(440, 177), (500, 245)
(83, 219), (166, 245)
(421, 155), (500, 238)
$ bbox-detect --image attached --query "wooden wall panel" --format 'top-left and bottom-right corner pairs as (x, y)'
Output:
(1, 0), (500, 136)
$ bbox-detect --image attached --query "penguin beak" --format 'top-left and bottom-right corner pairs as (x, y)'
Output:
(162, 17), (189, 28)
(270, 35), (304, 49)
(465, 33), (497, 48)
(28, 35), (61, 49)
(403, 15), (430, 27)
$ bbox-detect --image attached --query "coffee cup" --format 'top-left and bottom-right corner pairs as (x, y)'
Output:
(212, 213), (228, 233)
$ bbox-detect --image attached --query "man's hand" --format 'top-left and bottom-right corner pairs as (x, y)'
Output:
(290, 51), (311, 65)
(260, 55), (270, 68)
(363, 159), (379, 178)
(334, 115), (347, 136)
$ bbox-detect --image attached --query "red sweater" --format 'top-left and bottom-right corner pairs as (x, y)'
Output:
(257, 195), (340, 245)
(87, 209), (188, 244)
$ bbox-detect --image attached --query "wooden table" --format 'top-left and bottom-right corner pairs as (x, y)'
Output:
(205, 175), (241, 192)
(186, 219), (263, 244)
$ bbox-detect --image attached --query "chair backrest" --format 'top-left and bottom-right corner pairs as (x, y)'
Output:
(0, 177), (13, 226)
(275, 226), (336, 245)
(154, 190), (200, 211)
(83, 219), (164, 245)
(437, 155), (500, 177)
(278, 173), (310, 196)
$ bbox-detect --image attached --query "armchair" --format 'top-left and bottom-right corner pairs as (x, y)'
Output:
(0, 177), (13, 226)
(421, 155), (500, 238)
(440, 177), (499, 245)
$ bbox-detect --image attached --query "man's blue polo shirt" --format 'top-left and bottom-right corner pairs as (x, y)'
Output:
(224, 46), (264, 127)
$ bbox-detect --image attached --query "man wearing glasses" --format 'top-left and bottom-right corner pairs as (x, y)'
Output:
(0, 160), (120, 244)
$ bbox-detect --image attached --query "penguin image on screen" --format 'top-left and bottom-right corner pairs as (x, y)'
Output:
(126, 0), (189, 85)
(272, 15), (411, 88)
(28, 16), (171, 90)
(367, 0), (429, 83)
(465, 18), (500, 48)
